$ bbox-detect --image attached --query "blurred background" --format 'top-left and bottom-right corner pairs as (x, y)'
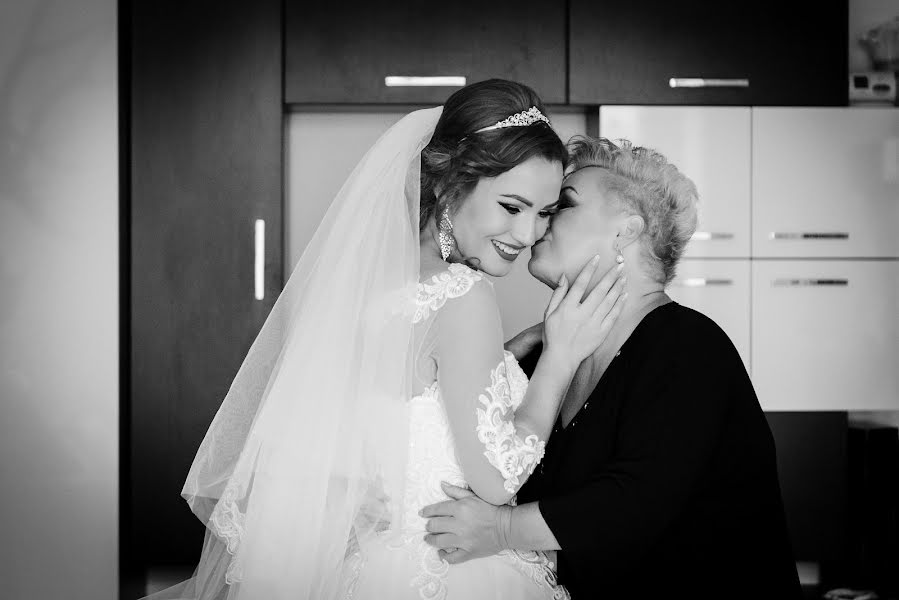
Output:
(0, 0), (897, 598)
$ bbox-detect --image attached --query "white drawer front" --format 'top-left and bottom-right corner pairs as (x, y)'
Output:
(752, 260), (899, 411)
(752, 108), (899, 258)
(666, 260), (751, 373)
(599, 106), (751, 258)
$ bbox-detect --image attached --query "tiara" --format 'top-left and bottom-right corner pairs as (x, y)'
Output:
(474, 106), (551, 134)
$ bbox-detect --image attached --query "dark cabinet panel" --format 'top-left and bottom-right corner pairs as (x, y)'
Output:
(571, 0), (847, 106)
(129, 0), (283, 573)
(285, 0), (566, 104)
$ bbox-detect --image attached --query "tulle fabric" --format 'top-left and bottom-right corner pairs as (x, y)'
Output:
(141, 107), (443, 600)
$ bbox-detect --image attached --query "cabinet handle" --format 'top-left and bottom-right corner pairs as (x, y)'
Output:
(676, 278), (734, 287)
(769, 232), (849, 240)
(668, 78), (749, 89)
(384, 76), (466, 87)
(772, 278), (849, 287)
(691, 231), (734, 241)
(254, 219), (265, 301)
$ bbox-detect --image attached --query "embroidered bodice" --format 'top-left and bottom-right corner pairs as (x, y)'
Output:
(395, 263), (565, 599)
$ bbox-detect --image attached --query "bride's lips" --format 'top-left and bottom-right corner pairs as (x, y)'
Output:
(491, 239), (523, 262)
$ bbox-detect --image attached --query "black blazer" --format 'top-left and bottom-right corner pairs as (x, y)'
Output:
(518, 302), (801, 599)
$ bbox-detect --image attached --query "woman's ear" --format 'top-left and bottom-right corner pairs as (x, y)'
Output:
(617, 215), (645, 249)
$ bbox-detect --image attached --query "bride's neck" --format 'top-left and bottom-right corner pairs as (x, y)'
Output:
(420, 219), (445, 267)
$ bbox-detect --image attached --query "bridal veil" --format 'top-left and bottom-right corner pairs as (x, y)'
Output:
(145, 107), (442, 600)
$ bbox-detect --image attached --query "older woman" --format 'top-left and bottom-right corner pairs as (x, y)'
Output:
(421, 137), (802, 599)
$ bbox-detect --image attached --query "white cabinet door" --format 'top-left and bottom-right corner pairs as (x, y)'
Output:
(752, 261), (899, 411)
(752, 108), (899, 258)
(666, 260), (751, 372)
(599, 107), (751, 258)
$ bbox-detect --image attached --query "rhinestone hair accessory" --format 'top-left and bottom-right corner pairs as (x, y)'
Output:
(474, 106), (551, 134)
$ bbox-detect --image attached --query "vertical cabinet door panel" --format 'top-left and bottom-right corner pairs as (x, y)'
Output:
(284, 0), (565, 104)
(752, 261), (899, 411)
(666, 260), (751, 372)
(753, 108), (899, 258)
(131, 0), (283, 568)
(600, 107), (751, 258)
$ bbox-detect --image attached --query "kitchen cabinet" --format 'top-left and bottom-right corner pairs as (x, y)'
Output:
(753, 108), (899, 258)
(570, 0), (846, 106)
(284, 0), (566, 104)
(666, 260), (751, 371)
(752, 261), (899, 411)
(599, 106), (751, 258)
(129, 0), (284, 580)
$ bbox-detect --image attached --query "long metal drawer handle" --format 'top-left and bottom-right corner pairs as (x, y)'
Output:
(678, 278), (734, 287)
(769, 232), (849, 240)
(772, 278), (849, 287)
(669, 78), (749, 89)
(691, 231), (734, 241)
(385, 76), (467, 87)
(254, 219), (265, 301)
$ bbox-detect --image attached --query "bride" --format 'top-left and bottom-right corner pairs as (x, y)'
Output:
(142, 79), (625, 600)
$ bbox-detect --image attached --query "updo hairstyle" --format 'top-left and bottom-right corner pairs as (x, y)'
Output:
(419, 79), (567, 232)
(566, 136), (699, 285)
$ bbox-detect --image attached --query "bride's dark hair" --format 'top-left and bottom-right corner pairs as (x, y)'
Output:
(419, 79), (567, 232)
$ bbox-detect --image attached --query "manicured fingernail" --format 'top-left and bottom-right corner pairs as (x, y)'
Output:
(592, 255), (601, 264)
(616, 263), (624, 271)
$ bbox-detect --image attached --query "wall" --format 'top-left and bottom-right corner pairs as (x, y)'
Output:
(286, 109), (586, 338)
(0, 1), (118, 598)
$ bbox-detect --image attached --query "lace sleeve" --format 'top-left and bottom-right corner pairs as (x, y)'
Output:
(433, 271), (546, 505)
(475, 353), (545, 494)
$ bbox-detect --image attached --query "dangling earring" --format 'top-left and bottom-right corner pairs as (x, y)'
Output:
(438, 207), (456, 261)
(614, 236), (625, 264)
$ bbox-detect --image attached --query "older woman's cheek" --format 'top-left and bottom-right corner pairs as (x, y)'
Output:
(536, 218), (550, 241)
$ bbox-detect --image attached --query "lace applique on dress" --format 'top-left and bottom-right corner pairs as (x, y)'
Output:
(475, 353), (546, 494)
(209, 480), (245, 584)
(413, 263), (483, 324)
(502, 549), (571, 600)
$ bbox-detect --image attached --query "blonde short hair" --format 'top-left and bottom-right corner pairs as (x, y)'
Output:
(566, 136), (699, 285)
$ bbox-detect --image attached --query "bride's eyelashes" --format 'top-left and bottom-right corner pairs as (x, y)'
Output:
(499, 202), (522, 215)
(499, 201), (565, 219)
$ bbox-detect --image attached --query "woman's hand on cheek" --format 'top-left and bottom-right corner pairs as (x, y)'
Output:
(542, 256), (627, 369)
(420, 482), (510, 564)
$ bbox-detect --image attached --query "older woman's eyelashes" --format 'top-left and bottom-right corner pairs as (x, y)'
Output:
(538, 207), (558, 219)
(538, 197), (575, 218)
(499, 202), (522, 215)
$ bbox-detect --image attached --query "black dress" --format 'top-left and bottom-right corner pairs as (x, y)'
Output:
(517, 302), (801, 600)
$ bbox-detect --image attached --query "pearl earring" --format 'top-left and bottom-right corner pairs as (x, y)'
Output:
(614, 239), (625, 264)
(438, 207), (456, 261)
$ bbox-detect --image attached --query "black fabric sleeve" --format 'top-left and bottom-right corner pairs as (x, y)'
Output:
(537, 321), (734, 564)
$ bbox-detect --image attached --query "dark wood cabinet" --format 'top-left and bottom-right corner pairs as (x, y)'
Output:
(570, 0), (847, 106)
(285, 0), (567, 104)
(127, 0), (283, 583)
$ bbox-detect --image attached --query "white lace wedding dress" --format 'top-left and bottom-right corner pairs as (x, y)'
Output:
(336, 263), (569, 600)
